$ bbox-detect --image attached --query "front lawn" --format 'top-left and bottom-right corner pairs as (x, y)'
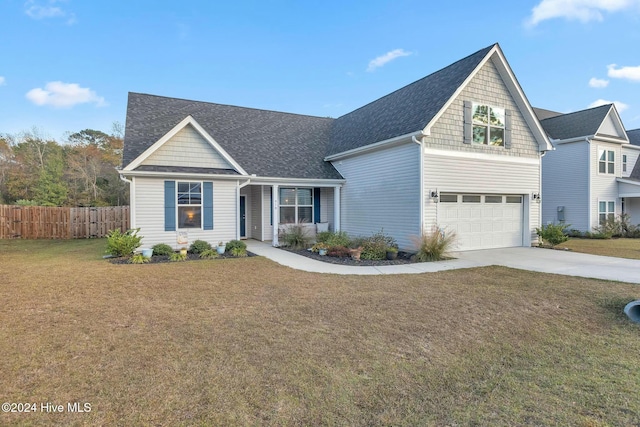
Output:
(555, 237), (640, 260)
(1, 239), (639, 426)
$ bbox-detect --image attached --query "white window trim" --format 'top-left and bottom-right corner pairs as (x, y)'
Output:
(279, 187), (314, 224)
(177, 180), (203, 230)
(598, 148), (615, 175)
(472, 102), (505, 146)
(598, 199), (615, 225)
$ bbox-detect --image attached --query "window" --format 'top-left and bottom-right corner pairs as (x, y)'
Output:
(440, 194), (458, 203)
(177, 182), (202, 228)
(462, 195), (481, 203)
(599, 149), (615, 174)
(506, 196), (522, 203)
(280, 188), (313, 223)
(485, 195), (502, 203)
(623, 154), (627, 173)
(599, 201), (615, 225)
(472, 103), (505, 146)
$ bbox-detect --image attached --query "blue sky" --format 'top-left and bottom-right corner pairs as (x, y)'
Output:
(1, 0), (640, 141)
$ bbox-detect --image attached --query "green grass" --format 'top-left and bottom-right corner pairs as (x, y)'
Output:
(555, 237), (640, 260)
(1, 239), (639, 426)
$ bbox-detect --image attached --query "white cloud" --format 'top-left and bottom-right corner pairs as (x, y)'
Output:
(588, 98), (629, 112)
(607, 64), (640, 81)
(0, 76), (5, 86)
(26, 81), (107, 108)
(526, 0), (640, 27)
(367, 49), (412, 72)
(588, 77), (609, 88)
(24, 0), (76, 24)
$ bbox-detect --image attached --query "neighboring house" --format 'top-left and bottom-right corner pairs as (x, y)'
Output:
(537, 105), (640, 231)
(119, 43), (551, 251)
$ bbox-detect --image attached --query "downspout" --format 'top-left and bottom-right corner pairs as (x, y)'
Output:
(236, 178), (252, 240)
(585, 137), (592, 230)
(118, 171), (135, 229)
(412, 134), (425, 237)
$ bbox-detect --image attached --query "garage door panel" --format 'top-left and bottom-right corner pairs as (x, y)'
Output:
(439, 194), (523, 251)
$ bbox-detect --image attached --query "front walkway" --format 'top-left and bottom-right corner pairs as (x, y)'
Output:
(245, 240), (640, 283)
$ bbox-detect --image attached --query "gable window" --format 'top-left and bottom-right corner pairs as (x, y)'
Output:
(280, 188), (313, 224)
(598, 149), (615, 174)
(598, 201), (615, 225)
(472, 103), (505, 146)
(177, 182), (202, 228)
(623, 154), (627, 173)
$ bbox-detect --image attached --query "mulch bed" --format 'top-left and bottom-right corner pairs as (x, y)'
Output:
(108, 252), (258, 264)
(281, 248), (418, 266)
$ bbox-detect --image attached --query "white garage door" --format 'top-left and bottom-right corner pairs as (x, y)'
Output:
(438, 194), (523, 251)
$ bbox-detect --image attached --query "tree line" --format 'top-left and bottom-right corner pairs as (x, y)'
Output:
(0, 126), (128, 207)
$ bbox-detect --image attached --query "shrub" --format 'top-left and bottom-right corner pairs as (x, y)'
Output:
(189, 240), (212, 254)
(594, 213), (640, 238)
(169, 252), (187, 262)
(360, 230), (397, 260)
(327, 245), (351, 258)
(311, 242), (329, 253)
(280, 223), (311, 250)
(106, 228), (143, 257)
(536, 223), (570, 246)
(225, 239), (246, 252)
(129, 253), (150, 264)
(413, 226), (457, 262)
(199, 249), (219, 259)
(230, 246), (247, 257)
(316, 231), (351, 248)
(152, 243), (173, 256)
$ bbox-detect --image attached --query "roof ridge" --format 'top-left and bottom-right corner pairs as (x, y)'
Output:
(540, 103), (612, 122)
(128, 92), (334, 121)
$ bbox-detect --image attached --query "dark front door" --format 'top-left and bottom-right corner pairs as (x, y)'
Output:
(240, 196), (246, 238)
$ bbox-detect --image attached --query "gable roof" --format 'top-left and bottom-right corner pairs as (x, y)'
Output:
(628, 128), (640, 146)
(327, 45), (494, 155)
(538, 104), (629, 142)
(533, 107), (563, 121)
(123, 93), (342, 179)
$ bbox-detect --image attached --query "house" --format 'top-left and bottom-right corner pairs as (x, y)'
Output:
(119, 43), (552, 252)
(537, 105), (640, 231)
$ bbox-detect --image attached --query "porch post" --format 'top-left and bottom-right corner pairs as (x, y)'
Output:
(272, 184), (279, 246)
(333, 185), (341, 232)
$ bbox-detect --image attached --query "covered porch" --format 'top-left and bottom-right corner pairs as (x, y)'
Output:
(238, 181), (343, 246)
(619, 178), (640, 225)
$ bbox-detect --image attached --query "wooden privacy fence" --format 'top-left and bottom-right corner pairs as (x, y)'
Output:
(0, 205), (129, 239)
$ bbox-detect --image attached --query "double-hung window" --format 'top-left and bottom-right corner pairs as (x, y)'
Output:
(598, 201), (615, 225)
(280, 188), (313, 224)
(177, 182), (202, 228)
(472, 103), (505, 146)
(598, 149), (615, 174)
(623, 154), (627, 173)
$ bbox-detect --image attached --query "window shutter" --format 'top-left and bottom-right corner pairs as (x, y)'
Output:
(313, 188), (321, 223)
(463, 101), (472, 144)
(203, 182), (213, 230)
(164, 181), (176, 231)
(504, 109), (512, 149)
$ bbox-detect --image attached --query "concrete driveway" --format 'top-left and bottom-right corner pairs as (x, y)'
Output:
(246, 241), (640, 283)
(455, 247), (640, 284)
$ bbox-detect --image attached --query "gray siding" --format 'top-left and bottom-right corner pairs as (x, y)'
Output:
(625, 197), (640, 225)
(249, 185), (263, 240)
(262, 186), (273, 241)
(332, 142), (420, 250)
(142, 124), (234, 169)
(542, 141), (590, 230)
(133, 176), (238, 249)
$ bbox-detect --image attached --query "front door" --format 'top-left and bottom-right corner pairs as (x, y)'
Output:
(240, 195), (246, 238)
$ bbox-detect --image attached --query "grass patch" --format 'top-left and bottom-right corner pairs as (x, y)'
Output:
(1, 239), (640, 426)
(555, 237), (640, 260)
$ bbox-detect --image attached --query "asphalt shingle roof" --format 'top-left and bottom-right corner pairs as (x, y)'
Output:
(328, 45), (494, 155)
(539, 104), (612, 140)
(627, 128), (640, 147)
(123, 44), (497, 179)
